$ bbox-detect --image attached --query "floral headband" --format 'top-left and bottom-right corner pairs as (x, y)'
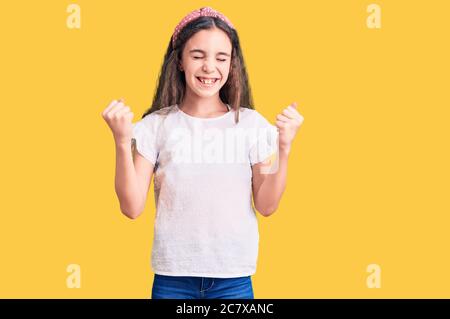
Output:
(172, 7), (235, 48)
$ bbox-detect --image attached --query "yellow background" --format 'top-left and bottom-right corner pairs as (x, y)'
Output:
(1, 0), (449, 298)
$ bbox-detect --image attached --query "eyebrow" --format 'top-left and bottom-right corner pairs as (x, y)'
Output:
(189, 49), (231, 57)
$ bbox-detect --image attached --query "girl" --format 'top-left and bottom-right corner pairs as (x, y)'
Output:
(102, 6), (304, 299)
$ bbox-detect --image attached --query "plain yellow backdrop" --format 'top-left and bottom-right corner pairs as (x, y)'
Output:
(0, 0), (449, 298)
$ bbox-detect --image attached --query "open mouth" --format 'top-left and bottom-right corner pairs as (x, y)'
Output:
(196, 77), (220, 87)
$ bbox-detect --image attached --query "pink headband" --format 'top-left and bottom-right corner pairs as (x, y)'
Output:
(172, 7), (235, 48)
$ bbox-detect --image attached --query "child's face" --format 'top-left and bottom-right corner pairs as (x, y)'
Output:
(180, 28), (232, 99)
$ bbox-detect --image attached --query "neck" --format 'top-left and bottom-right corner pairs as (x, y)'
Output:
(179, 90), (228, 117)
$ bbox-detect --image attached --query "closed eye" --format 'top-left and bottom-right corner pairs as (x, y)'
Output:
(193, 57), (227, 62)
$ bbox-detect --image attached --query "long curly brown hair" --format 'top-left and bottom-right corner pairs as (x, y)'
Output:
(141, 15), (254, 123)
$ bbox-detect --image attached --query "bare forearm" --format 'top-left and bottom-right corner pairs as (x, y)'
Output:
(254, 149), (290, 216)
(114, 141), (145, 218)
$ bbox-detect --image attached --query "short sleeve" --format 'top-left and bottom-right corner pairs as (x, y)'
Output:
(248, 111), (279, 166)
(131, 114), (160, 165)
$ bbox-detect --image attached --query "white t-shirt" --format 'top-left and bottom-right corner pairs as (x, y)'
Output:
(131, 104), (278, 278)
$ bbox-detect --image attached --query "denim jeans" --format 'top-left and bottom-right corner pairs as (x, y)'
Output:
(151, 274), (254, 299)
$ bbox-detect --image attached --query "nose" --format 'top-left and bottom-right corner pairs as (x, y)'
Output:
(202, 58), (215, 73)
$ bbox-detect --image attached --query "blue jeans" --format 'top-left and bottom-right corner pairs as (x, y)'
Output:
(151, 274), (254, 299)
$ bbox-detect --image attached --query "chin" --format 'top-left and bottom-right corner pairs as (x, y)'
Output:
(196, 90), (219, 98)
(190, 84), (221, 98)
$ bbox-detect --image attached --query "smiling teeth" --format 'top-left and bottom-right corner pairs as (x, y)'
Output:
(199, 78), (217, 84)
